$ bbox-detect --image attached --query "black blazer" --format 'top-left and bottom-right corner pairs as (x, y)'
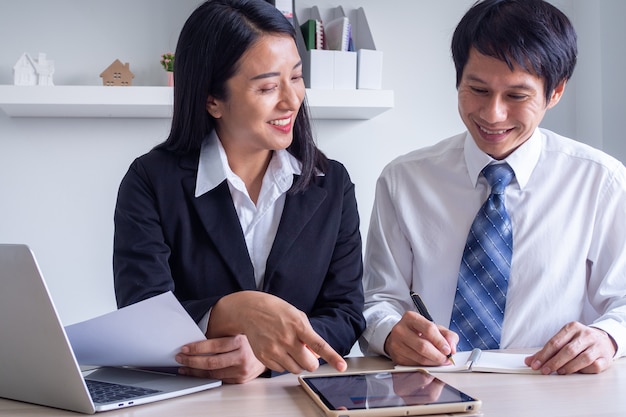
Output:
(113, 148), (365, 357)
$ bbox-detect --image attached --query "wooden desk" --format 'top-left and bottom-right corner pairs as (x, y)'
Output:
(1, 355), (625, 416)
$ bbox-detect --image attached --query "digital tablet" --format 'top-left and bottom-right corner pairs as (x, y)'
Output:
(299, 368), (481, 417)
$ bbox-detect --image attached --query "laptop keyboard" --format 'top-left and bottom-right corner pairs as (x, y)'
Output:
(86, 379), (162, 404)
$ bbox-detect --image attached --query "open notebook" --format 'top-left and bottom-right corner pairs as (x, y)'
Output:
(397, 348), (541, 374)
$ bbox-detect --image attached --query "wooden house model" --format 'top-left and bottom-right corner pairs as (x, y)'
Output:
(99, 59), (134, 86)
(13, 52), (55, 86)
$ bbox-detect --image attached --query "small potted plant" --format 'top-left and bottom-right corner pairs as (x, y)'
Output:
(160, 53), (174, 86)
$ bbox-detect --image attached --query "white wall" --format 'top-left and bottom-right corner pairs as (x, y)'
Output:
(598, 0), (626, 163)
(0, 0), (198, 324)
(0, 0), (623, 326)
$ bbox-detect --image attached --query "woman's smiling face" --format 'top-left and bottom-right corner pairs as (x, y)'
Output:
(207, 34), (305, 157)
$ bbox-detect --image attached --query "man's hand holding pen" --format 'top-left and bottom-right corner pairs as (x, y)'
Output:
(382, 293), (459, 367)
(410, 292), (455, 365)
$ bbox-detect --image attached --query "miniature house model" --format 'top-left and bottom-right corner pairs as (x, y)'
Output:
(100, 59), (134, 86)
(13, 53), (55, 86)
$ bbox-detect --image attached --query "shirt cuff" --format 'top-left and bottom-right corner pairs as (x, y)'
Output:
(591, 319), (626, 358)
(197, 308), (211, 335)
(361, 313), (402, 357)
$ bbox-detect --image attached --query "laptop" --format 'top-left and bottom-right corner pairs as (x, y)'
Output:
(0, 244), (221, 414)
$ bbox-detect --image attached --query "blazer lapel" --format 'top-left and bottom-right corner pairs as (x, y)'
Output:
(263, 180), (327, 290)
(182, 174), (256, 290)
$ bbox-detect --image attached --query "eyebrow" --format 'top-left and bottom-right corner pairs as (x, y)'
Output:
(250, 60), (302, 80)
(464, 74), (534, 91)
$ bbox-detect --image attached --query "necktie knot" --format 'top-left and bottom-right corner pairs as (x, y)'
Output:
(482, 163), (514, 195)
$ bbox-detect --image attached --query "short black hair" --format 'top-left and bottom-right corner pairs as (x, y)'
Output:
(452, 0), (577, 102)
(158, 0), (327, 193)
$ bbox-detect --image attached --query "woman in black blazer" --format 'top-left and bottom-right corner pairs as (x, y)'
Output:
(113, 0), (365, 384)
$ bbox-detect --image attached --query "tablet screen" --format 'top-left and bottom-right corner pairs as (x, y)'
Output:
(301, 370), (478, 411)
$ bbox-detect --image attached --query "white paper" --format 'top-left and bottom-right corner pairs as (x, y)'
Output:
(65, 291), (206, 367)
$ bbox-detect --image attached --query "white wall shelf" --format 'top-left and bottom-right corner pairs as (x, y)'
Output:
(0, 85), (393, 120)
(305, 89), (393, 120)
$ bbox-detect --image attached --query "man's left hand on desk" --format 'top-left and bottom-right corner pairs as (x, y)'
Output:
(524, 321), (617, 375)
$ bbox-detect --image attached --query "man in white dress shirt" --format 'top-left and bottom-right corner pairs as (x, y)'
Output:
(360, 0), (626, 374)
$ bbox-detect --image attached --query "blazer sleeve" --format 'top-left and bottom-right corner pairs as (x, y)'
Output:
(306, 162), (366, 357)
(114, 156), (174, 302)
(113, 152), (228, 318)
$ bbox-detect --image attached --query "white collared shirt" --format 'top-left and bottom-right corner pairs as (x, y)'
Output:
(360, 128), (626, 358)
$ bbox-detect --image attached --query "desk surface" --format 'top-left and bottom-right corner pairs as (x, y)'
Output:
(1, 355), (625, 417)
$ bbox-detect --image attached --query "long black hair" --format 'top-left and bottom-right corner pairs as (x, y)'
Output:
(452, 0), (577, 103)
(157, 0), (327, 193)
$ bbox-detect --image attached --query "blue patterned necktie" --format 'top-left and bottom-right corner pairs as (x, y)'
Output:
(450, 163), (515, 350)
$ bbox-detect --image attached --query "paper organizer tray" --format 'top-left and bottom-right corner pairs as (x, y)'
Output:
(295, 6), (383, 90)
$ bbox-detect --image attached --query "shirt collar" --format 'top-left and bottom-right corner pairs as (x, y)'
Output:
(264, 143), (304, 195)
(195, 131), (304, 197)
(463, 128), (542, 190)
